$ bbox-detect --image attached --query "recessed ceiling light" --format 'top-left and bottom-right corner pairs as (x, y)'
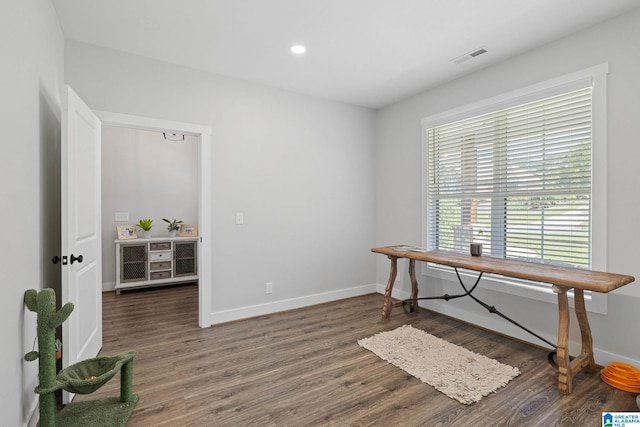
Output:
(290, 45), (306, 55)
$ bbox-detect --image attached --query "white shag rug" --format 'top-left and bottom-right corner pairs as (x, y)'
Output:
(358, 324), (521, 404)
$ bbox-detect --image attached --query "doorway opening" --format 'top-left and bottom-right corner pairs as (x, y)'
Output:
(96, 110), (212, 328)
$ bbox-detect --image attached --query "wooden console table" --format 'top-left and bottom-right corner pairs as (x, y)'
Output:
(372, 245), (635, 395)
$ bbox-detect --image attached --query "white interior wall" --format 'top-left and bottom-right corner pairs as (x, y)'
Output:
(64, 40), (378, 321)
(1, 1), (64, 426)
(374, 9), (640, 366)
(101, 126), (199, 289)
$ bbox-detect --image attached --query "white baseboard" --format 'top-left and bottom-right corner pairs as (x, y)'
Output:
(374, 284), (640, 368)
(594, 347), (640, 368)
(208, 284), (378, 325)
(102, 281), (115, 292)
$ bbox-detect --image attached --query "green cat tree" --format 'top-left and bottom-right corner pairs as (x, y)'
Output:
(24, 288), (138, 427)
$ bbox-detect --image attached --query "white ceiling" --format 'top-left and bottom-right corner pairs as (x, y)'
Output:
(52, 0), (640, 109)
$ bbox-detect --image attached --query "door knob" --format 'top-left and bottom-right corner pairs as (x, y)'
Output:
(70, 254), (83, 264)
(52, 256), (68, 265)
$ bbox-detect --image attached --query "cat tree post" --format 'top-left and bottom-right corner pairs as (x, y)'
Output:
(24, 289), (73, 427)
(24, 289), (138, 427)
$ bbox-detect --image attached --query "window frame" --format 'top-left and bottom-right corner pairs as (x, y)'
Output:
(420, 64), (609, 314)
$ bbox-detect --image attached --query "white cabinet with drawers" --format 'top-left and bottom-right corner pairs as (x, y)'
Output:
(115, 237), (198, 294)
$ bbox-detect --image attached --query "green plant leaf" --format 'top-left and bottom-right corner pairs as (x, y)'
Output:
(136, 218), (153, 230)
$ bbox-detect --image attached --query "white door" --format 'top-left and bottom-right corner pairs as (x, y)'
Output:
(61, 85), (102, 402)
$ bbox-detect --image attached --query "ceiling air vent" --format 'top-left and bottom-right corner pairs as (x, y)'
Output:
(452, 47), (488, 65)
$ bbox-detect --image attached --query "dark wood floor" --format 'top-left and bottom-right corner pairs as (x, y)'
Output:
(74, 284), (637, 426)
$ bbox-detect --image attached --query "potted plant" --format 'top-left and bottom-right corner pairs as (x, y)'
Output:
(163, 218), (183, 237)
(136, 218), (153, 237)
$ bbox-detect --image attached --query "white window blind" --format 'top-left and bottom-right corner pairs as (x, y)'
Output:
(426, 87), (592, 269)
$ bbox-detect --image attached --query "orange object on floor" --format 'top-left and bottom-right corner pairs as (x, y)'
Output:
(600, 362), (640, 393)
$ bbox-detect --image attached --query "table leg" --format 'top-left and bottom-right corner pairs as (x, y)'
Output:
(574, 288), (597, 374)
(554, 286), (573, 394)
(553, 285), (597, 395)
(381, 256), (398, 319)
(408, 259), (419, 312)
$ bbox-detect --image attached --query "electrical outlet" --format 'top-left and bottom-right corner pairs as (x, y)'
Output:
(266, 282), (273, 294)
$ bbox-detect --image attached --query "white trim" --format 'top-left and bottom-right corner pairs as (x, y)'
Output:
(420, 64), (609, 314)
(590, 69), (608, 272)
(210, 285), (377, 325)
(95, 110), (213, 328)
(422, 63), (609, 129)
(594, 347), (640, 370)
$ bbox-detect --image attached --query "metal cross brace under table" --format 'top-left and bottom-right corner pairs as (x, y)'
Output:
(400, 266), (561, 365)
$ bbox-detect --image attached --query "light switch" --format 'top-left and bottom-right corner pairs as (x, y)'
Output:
(115, 212), (129, 222)
(235, 212), (244, 225)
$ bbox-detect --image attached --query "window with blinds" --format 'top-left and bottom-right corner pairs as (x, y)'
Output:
(426, 87), (592, 269)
